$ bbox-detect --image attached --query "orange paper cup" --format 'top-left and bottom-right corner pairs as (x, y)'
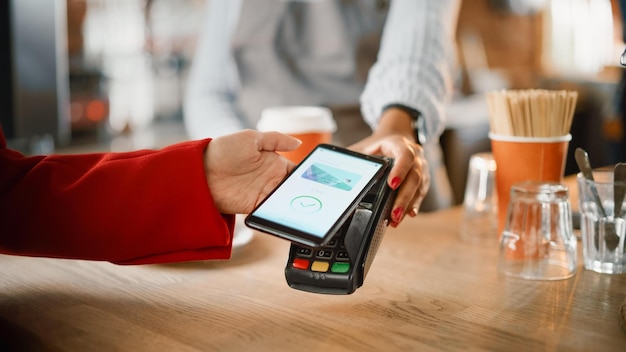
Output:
(257, 106), (337, 164)
(277, 131), (332, 163)
(489, 133), (571, 236)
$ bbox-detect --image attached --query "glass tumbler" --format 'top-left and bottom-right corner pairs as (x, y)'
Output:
(577, 169), (626, 274)
(460, 152), (498, 245)
(498, 181), (577, 280)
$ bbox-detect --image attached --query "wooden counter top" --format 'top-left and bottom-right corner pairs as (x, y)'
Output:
(1, 205), (624, 351)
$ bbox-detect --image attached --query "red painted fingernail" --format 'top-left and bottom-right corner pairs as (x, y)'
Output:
(390, 176), (401, 190)
(392, 207), (404, 222)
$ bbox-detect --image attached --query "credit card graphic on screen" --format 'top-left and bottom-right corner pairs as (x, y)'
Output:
(301, 162), (362, 191)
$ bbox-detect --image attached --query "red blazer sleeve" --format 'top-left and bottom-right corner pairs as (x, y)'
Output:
(0, 126), (235, 264)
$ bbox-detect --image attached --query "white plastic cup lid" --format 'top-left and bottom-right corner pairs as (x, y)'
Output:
(257, 106), (337, 134)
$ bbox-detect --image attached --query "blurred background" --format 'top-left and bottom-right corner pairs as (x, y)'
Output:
(1, 0), (625, 205)
(1, 0), (207, 154)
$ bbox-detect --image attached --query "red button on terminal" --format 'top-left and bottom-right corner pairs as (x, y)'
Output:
(292, 258), (310, 270)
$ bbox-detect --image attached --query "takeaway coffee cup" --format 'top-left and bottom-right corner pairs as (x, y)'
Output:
(489, 133), (571, 236)
(257, 106), (337, 163)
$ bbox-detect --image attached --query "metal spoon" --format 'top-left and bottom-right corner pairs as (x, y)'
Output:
(574, 148), (607, 217)
(614, 163), (626, 254)
(615, 163), (626, 218)
(575, 148), (615, 250)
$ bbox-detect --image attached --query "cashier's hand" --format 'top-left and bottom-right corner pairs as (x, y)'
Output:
(204, 130), (301, 214)
(350, 108), (430, 227)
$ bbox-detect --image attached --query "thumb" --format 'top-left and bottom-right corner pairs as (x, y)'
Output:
(257, 131), (302, 152)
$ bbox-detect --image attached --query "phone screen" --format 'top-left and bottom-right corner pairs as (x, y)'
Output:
(245, 144), (388, 245)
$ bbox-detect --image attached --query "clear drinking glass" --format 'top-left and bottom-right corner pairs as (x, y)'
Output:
(460, 152), (498, 245)
(498, 181), (577, 280)
(577, 170), (626, 274)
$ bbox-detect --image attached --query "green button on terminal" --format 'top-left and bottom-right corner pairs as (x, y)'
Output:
(331, 262), (350, 273)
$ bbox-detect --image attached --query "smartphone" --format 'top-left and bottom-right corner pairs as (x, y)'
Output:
(245, 144), (390, 247)
(284, 170), (396, 294)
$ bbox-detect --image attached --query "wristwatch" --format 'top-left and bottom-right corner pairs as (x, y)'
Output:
(383, 103), (424, 145)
